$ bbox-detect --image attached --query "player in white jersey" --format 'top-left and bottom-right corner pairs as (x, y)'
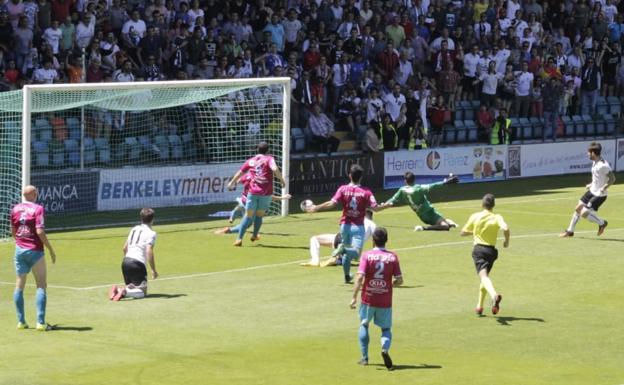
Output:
(560, 142), (616, 238)
(109, 208), (159, 300)
(301, 210), (377, 267)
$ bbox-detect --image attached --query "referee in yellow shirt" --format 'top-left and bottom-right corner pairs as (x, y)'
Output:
(461, 194), (510, 316)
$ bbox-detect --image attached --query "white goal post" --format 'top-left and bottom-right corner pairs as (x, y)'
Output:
(1, 77), (291, 237)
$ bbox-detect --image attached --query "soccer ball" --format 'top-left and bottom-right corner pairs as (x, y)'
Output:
(300, 199), (314, 212)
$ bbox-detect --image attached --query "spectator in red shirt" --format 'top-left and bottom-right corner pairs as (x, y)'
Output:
(428, 95), (449, 148)
(476, 104), (494, 143)
(51, 0), (74, 24)
(375, 40), (399, 82)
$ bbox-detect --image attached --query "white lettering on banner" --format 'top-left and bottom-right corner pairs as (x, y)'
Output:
(510, 140), (616, 178)
(98, 164), (241, 211)
(384, 147), (506, 188)
(39, 185), (79, 201)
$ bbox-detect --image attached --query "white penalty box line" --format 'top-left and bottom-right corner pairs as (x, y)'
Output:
(0, 227), (620, 291)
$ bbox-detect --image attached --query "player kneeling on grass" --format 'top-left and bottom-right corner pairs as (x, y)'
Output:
(109, 208), (158, 301)
(460, 194), (509, 316)
(301, 209), (376, 267)
(350, 227), (402, 370)
(384, 171), (459, 232)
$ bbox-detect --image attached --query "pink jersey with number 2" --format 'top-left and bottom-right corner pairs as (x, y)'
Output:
(331, 184), (377, 225)
(358, 248), (402, 308)
(11, 202), (45, 251)
(240, 154), (277, 196)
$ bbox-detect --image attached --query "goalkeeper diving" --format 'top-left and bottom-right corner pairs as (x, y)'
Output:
(383, 171), (459, 231)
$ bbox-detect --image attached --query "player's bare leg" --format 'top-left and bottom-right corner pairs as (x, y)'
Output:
(31, 257), (51, 330)
(478, 268), (501, 314)
(301, 234), (334, 266)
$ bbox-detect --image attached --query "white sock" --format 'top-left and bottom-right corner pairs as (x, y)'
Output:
(309, 237), (320, 265)
(585, 210), (605, 226)
(567, 212), (580, 232)
(480, 276), (497, 300)
(125, 288), (145, 299)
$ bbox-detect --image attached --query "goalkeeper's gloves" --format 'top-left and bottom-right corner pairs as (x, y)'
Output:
(443, 174), (459, 184)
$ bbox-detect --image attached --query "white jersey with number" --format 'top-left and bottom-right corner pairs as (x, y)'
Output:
(590, 159), (612, 197)
(125, 224), (157, 265)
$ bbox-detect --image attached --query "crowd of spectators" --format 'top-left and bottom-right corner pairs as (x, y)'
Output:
(2, 0), (624, 152)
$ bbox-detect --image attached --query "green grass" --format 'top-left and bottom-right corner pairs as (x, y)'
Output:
(0, 174), (623, 385)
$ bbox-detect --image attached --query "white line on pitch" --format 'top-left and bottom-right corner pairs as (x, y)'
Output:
(0, 227), (620, 291)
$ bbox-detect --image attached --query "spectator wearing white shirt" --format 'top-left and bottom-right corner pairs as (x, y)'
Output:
(282, 9), (302, 52)
(506, 0), (521, 21)
(42, 20), (62, 54)
(331, 54), (350, 113)
(493, 41), (511, 74)
(366, 87), (385, 124)
(122, 10), (147, 45)
(479, 61), (501, 107)
(75, 13), (95, 50)
(113, 60), (136, 82)
(394, 50), (413, 86)
(32, 59), (58, 84)
(430, 28), (455, 52)
(514, 61), (534, 117)
(463, 44), (481, 100)
(473, 13), (491, 40)
(383, 83), (406, 123)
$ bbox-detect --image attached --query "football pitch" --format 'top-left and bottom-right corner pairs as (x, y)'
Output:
(0, 174), (622, 385)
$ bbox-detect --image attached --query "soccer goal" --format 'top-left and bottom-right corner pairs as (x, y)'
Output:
(0, 78), (291, 238)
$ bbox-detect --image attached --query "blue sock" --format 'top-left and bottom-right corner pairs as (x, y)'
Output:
(381, 328), (392, 351)
(342, 247), (359, 277)
(36, 288), (46, 325)
(359, 324), (369, 359)
(252, 216), (263, 237)
(14, 289), (25, 324)
(237, 215), (253, 240)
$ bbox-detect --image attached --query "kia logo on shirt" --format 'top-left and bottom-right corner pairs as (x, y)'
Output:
(426, 151), (441, 170)
(369, 279), (387, 289)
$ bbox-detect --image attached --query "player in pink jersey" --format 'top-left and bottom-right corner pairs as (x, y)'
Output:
(10, 185), (57, 331)
(307, 164), (383, 283)
(227, 172), (253, 224)
(227, 142), (286, 246)
(350, 227), (402, 370)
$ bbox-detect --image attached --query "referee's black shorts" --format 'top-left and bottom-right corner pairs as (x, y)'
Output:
(121, 257), (147, 286)
(580, 191), (607, 211)
(472, 244), (498, 274)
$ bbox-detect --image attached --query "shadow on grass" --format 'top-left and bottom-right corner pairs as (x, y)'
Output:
(394, 285), (424, 289)
(49, 325), (93, 332)
(259, 232), (295, 237)
(146, 293), (187, 299)
(371, 364), (442, 371)
(254, 244), (308, 250)
(495, 316), (545, 326)
(577, 236), (624, 243)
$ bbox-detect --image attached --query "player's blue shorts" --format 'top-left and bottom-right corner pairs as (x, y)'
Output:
(245, 194), (272, 212)
(340, 224), (365, 251)
(14, 246), (44, 276)
(359, 304), (392, 329)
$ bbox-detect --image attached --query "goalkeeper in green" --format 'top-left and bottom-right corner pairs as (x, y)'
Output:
(383, 171), (459, 231)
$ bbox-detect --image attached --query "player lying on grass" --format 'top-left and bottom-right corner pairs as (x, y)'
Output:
(383, 171), (459, 231)
(560, 141), (615, 238)
(301, 209), (376, 267)
(215, 193), (292, 236)
(350, 227), (402, 370)
(109, 208), (159, 301)
(305, 164), (385, 284)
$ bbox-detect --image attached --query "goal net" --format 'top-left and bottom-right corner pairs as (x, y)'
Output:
(0, 78), (291, 238)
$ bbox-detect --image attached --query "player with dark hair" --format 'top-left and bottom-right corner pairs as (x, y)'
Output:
(10, 185), (57, 331)
(109, 208), (159, 301)
(350, 227), (403, 370)
(383, 171), (459, 231)
(227, 142), (286, 246)
(461, 194), (510, 315)
(301, 209), (376, 267)
(306, 164), (383, 283)
(560, 141), (615, 238)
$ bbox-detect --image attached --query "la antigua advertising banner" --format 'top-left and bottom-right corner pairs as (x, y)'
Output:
(507, 140), (616, 178)
(98, 164), (240, 211)
(383, 146), (507, 189)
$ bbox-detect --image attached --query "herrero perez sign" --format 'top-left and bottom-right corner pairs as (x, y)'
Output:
(290, 153), (384, 195)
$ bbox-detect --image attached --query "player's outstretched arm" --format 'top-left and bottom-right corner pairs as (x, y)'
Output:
(227, 170), (244, 191)
(601, 171), (616, 193)
(273, 167), (286, 188)
(503, 228), (510, 248)
(309, 200), (337, 213)
(271, 193), (292, 201)
(350, 273), (365, 309)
